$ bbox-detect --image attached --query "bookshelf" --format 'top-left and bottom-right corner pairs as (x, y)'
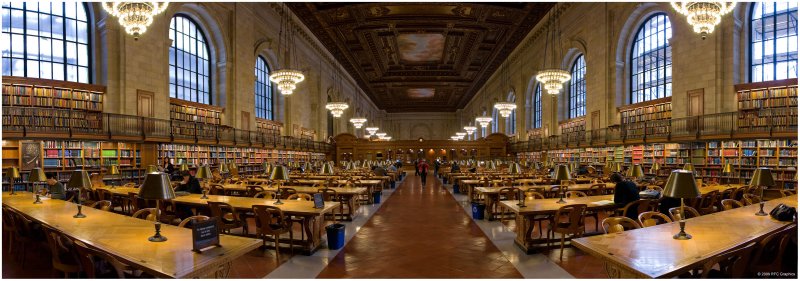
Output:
(2, 76), (104, 131)
(157, 144), (325, 176)
(618, 97), (672, 139)
(256, 118), (283, 137)
(736, 79), (798, 132)
(170, 98), (224, 139)
(559, 117), (586, 140)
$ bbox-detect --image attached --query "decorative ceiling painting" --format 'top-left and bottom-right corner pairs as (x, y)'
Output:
(397, 34), (445, 62)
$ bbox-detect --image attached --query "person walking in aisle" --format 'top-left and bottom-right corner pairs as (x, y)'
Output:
(433, 159), (441, 178)
(413, 159), (420, 176)
(418, 159), (430, 186)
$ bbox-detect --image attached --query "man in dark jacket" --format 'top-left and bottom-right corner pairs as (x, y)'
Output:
(175, 171), (202, 194)
(610, 172), (640, 219)
(417, 159), (430, 186)
(45, 173), (66, 200)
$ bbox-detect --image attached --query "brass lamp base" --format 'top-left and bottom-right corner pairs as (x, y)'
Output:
(148, 222), (168, 242)
(672, 221), (692, 240)
(73, 205), (86, 218)
(33, 194), (43, 204)
(755, 202), (768, 216)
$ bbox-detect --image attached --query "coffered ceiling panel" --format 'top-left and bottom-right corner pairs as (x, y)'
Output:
(289, 3), (553, 112)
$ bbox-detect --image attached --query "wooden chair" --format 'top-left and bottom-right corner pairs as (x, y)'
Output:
(564, 191), (587, 198)
(208, 201), (248, 235)
(10, 211), (41, 267)
(2, 207), (17, 255)
(73, 239), (145, 278)
(252, 205), (293, 262)
(131, 208), (160, 221)
(254, 190), (277, 199)
(645, 185), (663, 193)
(245, 185), (265, 197)
(178, 215), (211, 228)
(601, 217), (641, 234)
(547, 204), (588, 261)
(587, 183), (605, 196)
(667, 206), (701, 221)
(779, 189), (795, 197)
(209, 184), (225, 196)
(279, 187), (297, 199)
(497, 187), (520, 220)
(287, 193), (312, 201)
(687, 241), (757, 278)
(720, 199), (744, 211)
(742, 194), (761, 206)
(617, 199), (659, 220)
(90, 200), (112, 212)
(524, 189), (545, 200)
(748, 224), (796, 277)
(638, 211), (672, 227)
(41, 225), (81, 278)
(696, 190), (720, 214)
(318, 188), (342, 220)
(729, 187), (746, 200)
(719, 187), (737, 201)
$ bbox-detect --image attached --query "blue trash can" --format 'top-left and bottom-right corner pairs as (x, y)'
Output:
(390, 181), (396, 189)
(453, 185), (460, 194)
(326, 223), (345, 250)
(372, 191), (381, 204)
(443, 177), (448, 184)
(471, 202), (485, 220)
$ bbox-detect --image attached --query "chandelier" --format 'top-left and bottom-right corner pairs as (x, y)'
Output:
(672, 2), (736, 39)
(270, 69), (305, 95)
(325, 102), (349, 118)
(102, 2), (169, 40)
(455, 134), (465, 140)
(366, 127), (379, 135)
(536, 3), (571, 95)
(269, 3), (305, 95)
(475, 116), (492, 127)
(494, 102), (517, 118)
(464, 126), (477, 135)
(455, 132), (466, 138)
(349, 117), (367, 128)
(375, 132), (387, 138)
(451, 136), (460, 141)
(379, 136), (392, 141)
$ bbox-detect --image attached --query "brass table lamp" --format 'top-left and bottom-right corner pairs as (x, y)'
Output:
(321, 163), (334, 175)
(139, 172), (175, 242)
(195, 165), (212, 199)
(722, 163), (735, 186)
(270, 165), (289, 205)
(108, 164), (120, 187)
(663, 169), (700, 240)
(6, 167), (20, 195)
(28, 167), (47, 204)
(554, 164), (571, 204)
(179, 163), (189, 172)
(650, 162), (661, 175)
(146, 165), (159, 174)
(67, 170), (92, 218)
(750, 168), (775, 216)
(629, 164), (645, 182)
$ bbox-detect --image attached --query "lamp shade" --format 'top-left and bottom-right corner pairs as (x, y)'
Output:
(683, 163), (695, 172)
(108, 165), (120, 175)
(722, 163), (735, 173)
(138, 172), (175, 200)
(662, 169), (700, 198)
(28, 167), (47, 182)
(570, 162), (579, 173)
(509, 163), (521, 174)
(145, 165), (159, 174)
(6, 167), (20, 179)
(362, 161), (370, 168)
(554, 164), (572, 181)
(270, 165), (290, 181)
(487, 160), (497, 170)
(301, 162), (308, 172)
(321, 163), (335, 174)
(650, 162), (661, 173)
(614, 162), (623, 172)
(179, 163), (189, 172)
(534, 162), (542, 170)
(630, 164), (645, 178)
(67, 170), (92, 189)
(263, 162), (272, 174)
(219, 162), (229, 174)
(750, 168), (775, 187)
(195, 165), (212, 179)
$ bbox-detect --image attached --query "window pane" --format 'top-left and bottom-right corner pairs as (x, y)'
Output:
(569, 55), (586, 118)
(751, 2), (798, 82)
(630, 13), (672, 104)
(169, 16), (212, 104)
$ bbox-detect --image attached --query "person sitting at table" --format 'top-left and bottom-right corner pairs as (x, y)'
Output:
(387, 164), (398, 173)
(161, 157), (175, 176)
(610, 172), (640, 220)
(175, 171), (203, 194)
(373, 165), (387, 176)
(45, 173), (66, 200)
(451, 162), (461, 172)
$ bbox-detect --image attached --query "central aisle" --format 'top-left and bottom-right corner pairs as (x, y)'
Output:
(317, 173), (523, 278)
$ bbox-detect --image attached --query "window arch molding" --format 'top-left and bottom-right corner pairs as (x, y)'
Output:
(614, 4), (677, 107)
(254, 42), (284, 122)
(167, 4), (228, 106)
(559, 42), (587, 121)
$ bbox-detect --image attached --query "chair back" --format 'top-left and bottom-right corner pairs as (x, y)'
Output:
(720, 199), (744, 211)
(41, 225), (78, 271)
(131, 208), (160, 221)
(729, 187), (746, 200)
(587, 184), (605, 196)
(552, 204), (588, 234)
(252, 205), (290, 235)
(96, 189), (112, 201)
(638, 211), (673, 227)
(318, 188), (339, 201)
(695, 241), (757, 278)
(742, 194), (761, 205)
(601, 217), (641, 234)
(621, 199), (659, 219)
(498, 187), (520, 201)
(207, 201), (241, 227)
(524, 188), (545, 199)
(565, 191), (587, 198)
(254, 190), (277, 199)
(279, 187), (297, 199)
(287, 193), (313, 201)
(178, 215), (210, 228)
(72, 239), (127, 278)
(90, 200), (112, 211)
(697, 190), (720, 214)
(246, 185), (265, 197)
(209, 184), (225, 195)
(668, 206), (701, 221)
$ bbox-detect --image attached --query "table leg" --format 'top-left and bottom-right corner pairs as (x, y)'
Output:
(484, 194), (496, 221)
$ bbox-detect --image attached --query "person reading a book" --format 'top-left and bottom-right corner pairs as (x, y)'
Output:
(610, 172), (640, 219)
(45, 173), (66, 200)
(175, 171), (202, 194)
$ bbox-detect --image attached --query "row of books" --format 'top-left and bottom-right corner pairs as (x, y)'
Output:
(170, 103), (221, 125)
(3, 84), (103, 111)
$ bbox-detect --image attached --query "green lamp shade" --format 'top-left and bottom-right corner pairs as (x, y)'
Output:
(750, 168), (775, 187)
(509, 163), (521, 174)
(630, 164), (645, 178)
(67, 170), (92, 189)
(650, 162), (661, 173)
(663, 169), (700, 198)
(614, 162), (623, 172)
(145, 165), (159, 174)
(487, 161), (496, 170)
(139, 173), (175, 200)
(6, 167), (20, 179)
(270, 165), (290, 181)
(362, 161), (370, 168)
(195, 165), (212, 179)
(722, 163), (735, 173)
(179, 163), (189, 172)
(28, 167), (47, 182)
(321, 163), (335, 174)
(554, 164), (572, 181)
(219, 163), (229, 174)
(683, 163), (695, 172)
(263, 163), (272, 174)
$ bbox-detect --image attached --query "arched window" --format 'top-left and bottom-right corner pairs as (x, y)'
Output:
(630, 13), (672, 104)
(568, 55), (586, 119)
(254, 56), (273, 120)
(532, 83), (542, 129)
(327, 95), (334, 138)
(750, 2), (798, 82)
(492, 108), (499, 133)
(2, 2), (91, 82)
(506, 93), (516, 135)
(169, 15), (211, 104)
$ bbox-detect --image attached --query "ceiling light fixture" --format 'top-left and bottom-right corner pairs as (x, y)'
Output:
(349, 117), (367, 128)
(366, 127), (379, 135)
(102, 2), (168, 40)
(464, 126), (477, 135)
(325, 102), (349, 118)
(672, 2), (736, 39)
(536, 3), (571, 95)
(375, 132), (387, 138)
(475, 116), (492, 127)
(494, 102), (517, 118)
(269, 3), (305, 95)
